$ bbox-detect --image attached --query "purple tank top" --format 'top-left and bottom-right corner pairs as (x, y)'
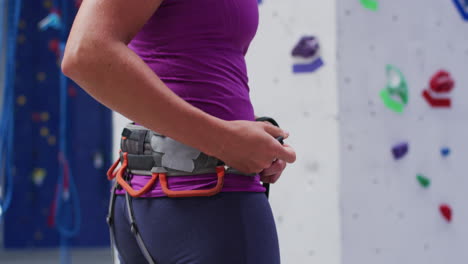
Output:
(119, 0), (265, 197)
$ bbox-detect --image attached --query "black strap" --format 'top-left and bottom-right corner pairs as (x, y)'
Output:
(106, 181), (118, 264)
(125, 193), (157, 264)
(255, 116), (281, 199)
(255, 116), (280, 127)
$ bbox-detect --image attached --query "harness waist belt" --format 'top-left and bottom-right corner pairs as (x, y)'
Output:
(119, 123), (253, 176)
(107, 123), (254, 198)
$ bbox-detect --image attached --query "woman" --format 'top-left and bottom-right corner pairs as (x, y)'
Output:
(62, 0), (296, 263)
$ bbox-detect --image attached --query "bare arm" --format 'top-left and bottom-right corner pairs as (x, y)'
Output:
(62, 0), (295, 173)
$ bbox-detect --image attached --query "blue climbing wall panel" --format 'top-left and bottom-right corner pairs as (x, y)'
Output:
(4, 0), (112, 248)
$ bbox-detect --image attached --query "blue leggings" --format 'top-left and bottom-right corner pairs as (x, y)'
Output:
(113, 192), (280, 264)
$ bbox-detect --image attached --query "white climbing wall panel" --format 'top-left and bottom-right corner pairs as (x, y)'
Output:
(338, 1), (468, 264)
(247, 0), (340, 264)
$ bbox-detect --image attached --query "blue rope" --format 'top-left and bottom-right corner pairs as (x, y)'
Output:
(0, 0), (22, 221)
(53, 0), (81, 262)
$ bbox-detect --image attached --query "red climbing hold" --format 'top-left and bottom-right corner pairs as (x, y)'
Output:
(439, 204), (452, 222)
(422, 70), (454, 108)
(48, 39), (60, 54)
(68, 86), (77, 97)
(31, 112), (41, 122)
(430, 70), (454, 93)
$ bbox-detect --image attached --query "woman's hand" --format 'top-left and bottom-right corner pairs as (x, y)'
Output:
(211, 120), (296, 174)
(260, 156), (289, 183)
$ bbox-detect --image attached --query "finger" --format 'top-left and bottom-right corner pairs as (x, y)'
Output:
(276, 145), (296, 163)
(263, 123), (288, 139)
(261, 172), (282, 184)
(260, 160), (286, 176)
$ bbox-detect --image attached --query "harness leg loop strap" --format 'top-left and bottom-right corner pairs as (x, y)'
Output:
(106, 181), (119, 264)
(125, 193), (157, 264)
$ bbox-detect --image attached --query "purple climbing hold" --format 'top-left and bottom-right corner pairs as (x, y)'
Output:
(291, 36), (320, 58)
(392, 142), (409, 160)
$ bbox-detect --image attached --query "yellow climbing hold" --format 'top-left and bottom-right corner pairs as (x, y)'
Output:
(40, 127), (49, 137)
(37, 72), (46, 82)
(43, 0), (52, 9)
(48, 135), (56, 146)
(40, 112), (50, 122)
(16, 95), (27, 106)
(32, 168), (47, 186)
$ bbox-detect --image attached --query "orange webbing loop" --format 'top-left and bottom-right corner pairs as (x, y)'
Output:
(107, 149), (124, 180)
(116, 152), (159, 198)
(107, 156), (121, 180)
(160, 166), (225, 198)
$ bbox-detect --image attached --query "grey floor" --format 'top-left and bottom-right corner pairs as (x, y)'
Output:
(0, 248), (114, 264)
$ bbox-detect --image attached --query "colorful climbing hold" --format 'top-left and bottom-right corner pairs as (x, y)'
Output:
(48, 136), (56, 146)
(360, 0), (379, 11)
(293, 58), (324, 73)
(291, 36), (324, 74)
(32, 112), (41, 122)
(391, 142), (408, 160)
(48, 39), (60, 55)
(43, 0), (53, 9)
(16, 95), (27, 106)
(416, 174), (430, 188)
(439, 204), (452, 222)
(380, 65), (408, 113)
(40, 127), (49, 137)
(441, 147), (451, 157)
(292, 36), (320, 58)
(38, 11), (62, 31)
(68, 86), (78, 97)
(422, 70), (454, 108)
(32, 168), (47, 186)
(36, 72), (47, 82)
(40, 112), (50, 122)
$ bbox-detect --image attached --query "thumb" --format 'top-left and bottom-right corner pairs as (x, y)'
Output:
(276, 144), (296, 163)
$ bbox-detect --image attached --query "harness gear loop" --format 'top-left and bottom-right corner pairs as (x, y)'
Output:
(116, 152), (159, 198)
(107, 156), (121, 180)
(159, 166), (225, 198)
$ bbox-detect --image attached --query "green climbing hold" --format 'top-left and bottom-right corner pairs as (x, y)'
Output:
(417, 174), (430, 188)
(360, 0), (378, 11)
(380, 64), (409, 113)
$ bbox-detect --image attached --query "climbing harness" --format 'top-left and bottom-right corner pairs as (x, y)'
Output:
(107, 119), (282, 264)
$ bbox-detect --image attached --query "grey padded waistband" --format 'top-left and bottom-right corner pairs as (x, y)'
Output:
(120, 123), (254, 177)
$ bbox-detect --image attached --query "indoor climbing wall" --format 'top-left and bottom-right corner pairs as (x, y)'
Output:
(338, 1), (468, 263)
(4, 0), (112, 249)
(247, 0), (340, 263)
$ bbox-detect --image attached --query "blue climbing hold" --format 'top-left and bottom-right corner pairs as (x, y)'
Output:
(38, 12), (62, 31)
(392, 142), (409, 160)
(441, 147), (451, 157)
